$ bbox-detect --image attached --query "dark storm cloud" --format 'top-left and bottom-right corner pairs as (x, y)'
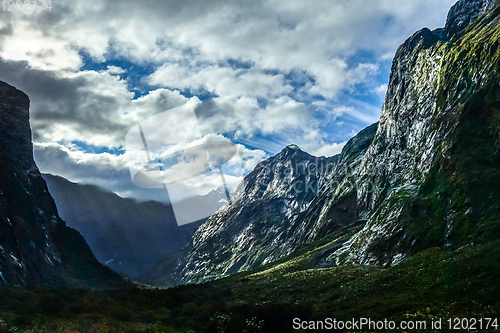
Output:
(0, 59), (129, 144)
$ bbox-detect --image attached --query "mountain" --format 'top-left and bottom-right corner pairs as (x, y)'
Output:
(141, 124), (376, 285)
(43, 174), (204, 277)
(0, 80), (128, 288)
(331, 0), (500, 265)
(144, 0), (500, 286)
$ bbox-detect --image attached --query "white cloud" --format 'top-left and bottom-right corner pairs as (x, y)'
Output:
(148, 64), (292, 98)
(0, 0), (458, 200)
(33, 134), (266, 203)
(106, 66), (127, 75)
(233, 143), (268, 174)
(1, 0), (456, 94)
(374, 83), (388, 98)
(310, 142), (347, 157)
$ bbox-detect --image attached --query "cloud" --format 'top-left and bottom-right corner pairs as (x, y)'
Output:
(148, 64), (292, 98)
(232, 143), (268, 175)
(0, 59), (200, 148)
(33, 142), (137, 197)
(2, 0), (456, 91)
(0, 0), (458, 200)
(374, 83), (389, 98)
(106, 66), (127, 75)
(311, 142), (347, 157)
(34, 134), (267, 203)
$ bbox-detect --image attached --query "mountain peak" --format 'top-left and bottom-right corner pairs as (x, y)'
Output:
(445, 0), (499, 37)
(285, 144), (300, 150)
(276, 143), (307, 158)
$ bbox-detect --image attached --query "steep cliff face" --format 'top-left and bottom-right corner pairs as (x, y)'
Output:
(0, 81), (127, 287)
(143, 124), (377, 285)
(0, 81), (60, 285)
(332, 0), (500, 266)
(444, 0), (499, 37)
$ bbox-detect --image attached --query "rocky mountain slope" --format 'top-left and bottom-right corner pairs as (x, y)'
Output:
(142, 123), (377, 285)
(43, 174), (203, 277)
(144, 0), (500, 286)
(0, 80), (128, 288)
(332, 0), (500, 265)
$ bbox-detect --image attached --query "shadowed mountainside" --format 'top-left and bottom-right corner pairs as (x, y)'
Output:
(0, 80), (129, 288)
(43, 174), (204, 277)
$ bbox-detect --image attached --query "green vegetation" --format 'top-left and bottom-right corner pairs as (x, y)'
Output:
(409, 5), (500, 251)
(0, 231), (498, 332)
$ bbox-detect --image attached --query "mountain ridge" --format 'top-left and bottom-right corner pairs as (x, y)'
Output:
(43, 173), (204, 277)
(143, 0), (500, 286)
(141, 122), (377, 285)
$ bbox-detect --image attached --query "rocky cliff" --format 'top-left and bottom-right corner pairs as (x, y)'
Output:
(142, 123), (377, 285)
(0, 80), (128, 288)
(332, 0), (500, 265)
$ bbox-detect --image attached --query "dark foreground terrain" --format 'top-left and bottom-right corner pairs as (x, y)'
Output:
(0, 225), (499, 332)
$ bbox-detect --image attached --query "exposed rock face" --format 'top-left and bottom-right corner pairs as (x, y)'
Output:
(0, 81), (60, 285)
(0, 81), (127, 287)
(172, 146), (339, 283)
(444, 0), (499, 37)
(143, 124), (377, 285)
(332, 0), (500, 266)
(43, 174), (202, 277)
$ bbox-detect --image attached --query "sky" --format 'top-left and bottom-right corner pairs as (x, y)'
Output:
(0, 0), (457, 203)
